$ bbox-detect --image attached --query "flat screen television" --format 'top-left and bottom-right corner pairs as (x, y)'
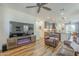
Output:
(9, 21), (34, 37)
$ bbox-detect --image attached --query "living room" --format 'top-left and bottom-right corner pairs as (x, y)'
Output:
(0, 3), (79, 56)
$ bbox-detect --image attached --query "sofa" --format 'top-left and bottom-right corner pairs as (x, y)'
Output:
(64, 40), (79, 56)
(44, 32), (61, 48)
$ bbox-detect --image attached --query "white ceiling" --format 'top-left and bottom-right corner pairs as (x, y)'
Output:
(1, 3), (79, 22)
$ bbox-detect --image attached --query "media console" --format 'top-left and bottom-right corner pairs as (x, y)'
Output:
(7, 35), (36, 50)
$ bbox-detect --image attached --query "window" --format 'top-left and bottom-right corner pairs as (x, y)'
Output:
(23, 25), (28, 33)
(66, 24), (75, 33)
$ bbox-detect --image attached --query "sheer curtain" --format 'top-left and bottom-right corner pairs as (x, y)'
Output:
(66, 23), (76, 40)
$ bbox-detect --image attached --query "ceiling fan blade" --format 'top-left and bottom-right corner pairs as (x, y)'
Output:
(43, 6), (51, 11)
(37, 7), (41, 13)
(41, 3), (47, 5)
(37, 3), (42, 7)
(37, 3), (47, 6)
(26, 6), (37, 8)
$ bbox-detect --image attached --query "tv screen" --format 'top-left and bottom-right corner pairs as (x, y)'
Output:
(9, 21), (34, 37)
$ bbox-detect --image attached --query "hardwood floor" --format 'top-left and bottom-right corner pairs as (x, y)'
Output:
(0, 39), (61, 56)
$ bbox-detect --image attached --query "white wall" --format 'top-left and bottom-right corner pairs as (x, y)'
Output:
(0, 6), (44, 50)
(0, 6), (6, 50)
(3, 7), (36, 38)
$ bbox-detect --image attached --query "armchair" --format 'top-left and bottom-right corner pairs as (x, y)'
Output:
(44, 32), (61, 48)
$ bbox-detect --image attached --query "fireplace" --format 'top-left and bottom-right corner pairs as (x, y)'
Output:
(17, 37), (31, 46)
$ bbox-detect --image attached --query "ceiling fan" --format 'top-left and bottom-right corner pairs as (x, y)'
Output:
(26, 3), (52, 13)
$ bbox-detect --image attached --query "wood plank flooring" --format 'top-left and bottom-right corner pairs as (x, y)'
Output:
(0, 39), (61, 56)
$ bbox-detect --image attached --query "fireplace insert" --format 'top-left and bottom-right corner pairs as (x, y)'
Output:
(17, 37), (31, 46)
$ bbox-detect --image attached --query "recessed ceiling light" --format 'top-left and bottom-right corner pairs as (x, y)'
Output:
(47, 17), (50, 19)
(60, 12), (64, 16)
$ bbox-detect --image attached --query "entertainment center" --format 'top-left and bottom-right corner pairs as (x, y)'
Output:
(7, 35), (36, 50)
(3, 21), (36, 51)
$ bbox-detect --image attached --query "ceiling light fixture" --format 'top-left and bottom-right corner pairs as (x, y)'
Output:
(60, 8), (66, 32)
(47, 17), (50, 19)
(60, 8), (64, 16)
